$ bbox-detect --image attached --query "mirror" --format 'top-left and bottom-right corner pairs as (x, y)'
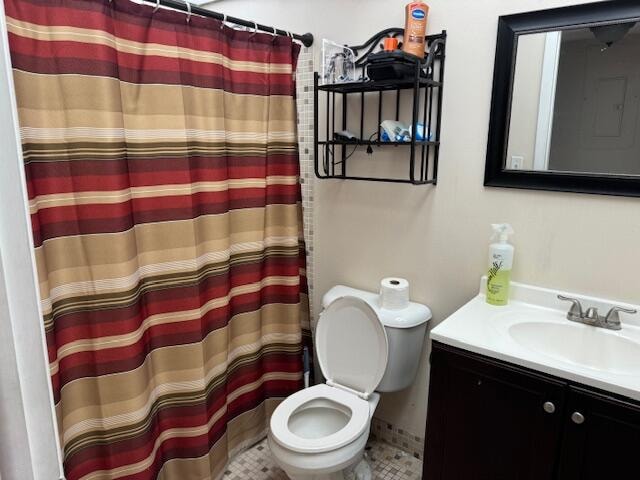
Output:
(508, 25), (640, 175)
(485, 1), (640, 197)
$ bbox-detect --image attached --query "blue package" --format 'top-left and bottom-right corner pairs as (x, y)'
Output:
(413, 123), (431, 141)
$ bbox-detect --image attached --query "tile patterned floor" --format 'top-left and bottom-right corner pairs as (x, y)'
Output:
(224, 437), (422, 479)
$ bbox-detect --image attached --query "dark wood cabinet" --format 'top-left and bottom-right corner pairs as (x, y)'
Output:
(423, 343), (565, 480)
(558, 387), (640, 480)
(423, 342), (640, 480)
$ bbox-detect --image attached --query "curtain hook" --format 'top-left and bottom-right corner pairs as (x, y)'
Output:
(185, 0), (191, 24)
(219, 13), (226, 30)
(153, 0), (160, 13)
(249, 21), (258, 39)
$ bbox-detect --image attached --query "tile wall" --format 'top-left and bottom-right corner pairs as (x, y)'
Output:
(371, 418), (426, 461)
(295, 48), (315, 319)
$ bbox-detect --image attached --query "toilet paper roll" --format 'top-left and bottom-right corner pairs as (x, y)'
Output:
(380, 277), (410, 310)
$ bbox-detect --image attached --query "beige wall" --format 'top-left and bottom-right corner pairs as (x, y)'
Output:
(214, 0), (640, 439)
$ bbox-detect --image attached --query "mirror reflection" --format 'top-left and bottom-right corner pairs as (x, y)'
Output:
(506, 23), (640, 175)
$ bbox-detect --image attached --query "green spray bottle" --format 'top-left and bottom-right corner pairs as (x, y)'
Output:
(486, 224), (514, 306)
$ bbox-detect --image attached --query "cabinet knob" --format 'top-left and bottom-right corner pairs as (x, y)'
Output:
(571, 411), (585, 425)
(543, 401), (556, 414)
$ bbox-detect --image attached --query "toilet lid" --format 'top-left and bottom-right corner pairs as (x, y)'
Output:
(316, 296), (388, 396)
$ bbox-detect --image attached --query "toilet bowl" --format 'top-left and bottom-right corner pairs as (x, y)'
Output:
(268, 384), (380, 479)
(269, 289), (431, 480)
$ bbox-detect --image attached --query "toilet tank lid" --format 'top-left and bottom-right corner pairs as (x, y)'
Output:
(321, 285), (432, 329)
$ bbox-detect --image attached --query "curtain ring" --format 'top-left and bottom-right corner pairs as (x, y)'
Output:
(219, 13), (226, 30)
(249, 21), (258, 39)
(153, 0), (160, 13)
(185, 0), (191, 24)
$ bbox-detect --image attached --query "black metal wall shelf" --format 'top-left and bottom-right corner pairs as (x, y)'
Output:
(317, 77), (442, 94)
(319, 140), (440, 146)
(314, 30), (447, 185)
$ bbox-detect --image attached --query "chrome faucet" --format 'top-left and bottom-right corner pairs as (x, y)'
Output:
(557, 295), (637, 331)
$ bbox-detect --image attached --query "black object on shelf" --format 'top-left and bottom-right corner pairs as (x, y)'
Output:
(314, 30), (446, 185)
(367, 50), (429, 81)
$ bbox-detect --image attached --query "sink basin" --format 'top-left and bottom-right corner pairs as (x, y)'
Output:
(508, 320), (640, 375)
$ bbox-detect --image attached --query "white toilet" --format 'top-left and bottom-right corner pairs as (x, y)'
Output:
(268, 285), (431, 480)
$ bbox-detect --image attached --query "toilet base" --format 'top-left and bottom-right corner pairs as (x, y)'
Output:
(268, 429), (370, 480)
(281, 455), (370, 480)
(282, 457), (373, 480)
(285, 471), (347, 480)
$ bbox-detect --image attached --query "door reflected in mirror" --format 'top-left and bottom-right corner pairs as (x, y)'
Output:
(506, 23), (640, 175)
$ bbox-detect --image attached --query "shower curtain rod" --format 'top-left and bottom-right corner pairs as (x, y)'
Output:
(144, 0), (314, 47)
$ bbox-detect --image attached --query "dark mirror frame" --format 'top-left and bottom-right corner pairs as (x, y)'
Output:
(485, 0), (640, 198)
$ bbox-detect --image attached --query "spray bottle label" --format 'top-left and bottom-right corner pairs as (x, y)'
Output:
(487, 256), (510, 306)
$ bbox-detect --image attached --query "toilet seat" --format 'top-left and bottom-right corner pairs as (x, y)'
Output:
(270, 383), (370, 454)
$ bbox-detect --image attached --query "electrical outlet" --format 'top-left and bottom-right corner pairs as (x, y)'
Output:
(510, 155), (524, 170)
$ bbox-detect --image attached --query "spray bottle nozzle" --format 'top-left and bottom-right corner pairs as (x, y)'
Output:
(491, 223), (515, 243)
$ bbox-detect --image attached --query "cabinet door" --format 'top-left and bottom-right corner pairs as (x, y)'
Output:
(423, 343), (566, 480)
(558, 386), (640, 479)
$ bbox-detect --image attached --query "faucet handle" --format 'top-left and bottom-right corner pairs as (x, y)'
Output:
(558, 295), (583, 321)
(604, 306), (637, 330)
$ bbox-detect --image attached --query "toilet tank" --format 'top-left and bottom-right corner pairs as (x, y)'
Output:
(321, 285), (432, 392)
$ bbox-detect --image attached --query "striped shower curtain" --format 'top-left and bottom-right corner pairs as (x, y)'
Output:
(5, 0), (310, 478)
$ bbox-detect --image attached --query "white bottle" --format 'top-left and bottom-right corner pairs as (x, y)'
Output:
(486, 224), (515, 306)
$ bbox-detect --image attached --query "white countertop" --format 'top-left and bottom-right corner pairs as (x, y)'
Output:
(431, 279), (640, 401)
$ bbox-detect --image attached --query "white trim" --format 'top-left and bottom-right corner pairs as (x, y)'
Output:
(0, 3), (64, 479)
(533, 31), (562, 171)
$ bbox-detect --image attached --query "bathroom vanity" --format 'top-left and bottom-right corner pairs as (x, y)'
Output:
(423, 282), (640, 479)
